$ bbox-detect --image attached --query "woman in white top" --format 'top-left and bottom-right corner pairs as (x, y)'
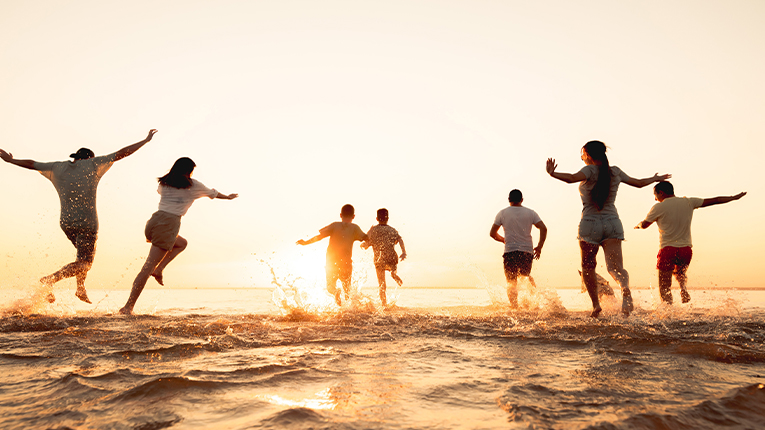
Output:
(546, 141), (669, 317)
(119, 157), (237, 315)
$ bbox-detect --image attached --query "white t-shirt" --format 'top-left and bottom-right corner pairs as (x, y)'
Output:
(643, 196), (704, 248)
(577, 165), (629, 217)
(157, 179), (218, 216)
(34, 152), (118, 230)
(493, 206), (542, 254)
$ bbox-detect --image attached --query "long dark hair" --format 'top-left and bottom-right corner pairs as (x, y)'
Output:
(158, 157), (195, 189)
(583, 141), (610, 211)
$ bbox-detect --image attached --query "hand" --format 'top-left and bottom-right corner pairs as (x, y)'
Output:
(0, 149), (12, 163)
(146, 129), (158, 141)
(226, 193), (239, 200)
(399, 252), (407, 261)
(533, 246), (542, 260)
(653, 173), (671, 182)
(296, 239), (307, 246)
(733, 192), (747, 200)
(360, 242), (369, 250)
(546, 158), (557, 176)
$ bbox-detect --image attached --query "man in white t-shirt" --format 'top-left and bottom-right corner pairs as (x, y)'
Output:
(636, 181), (746, 305)
(490, 189), (547, 307)
(0, 129), (157, 303)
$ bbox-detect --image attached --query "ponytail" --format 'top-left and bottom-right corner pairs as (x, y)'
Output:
(583, 141), (611, 211)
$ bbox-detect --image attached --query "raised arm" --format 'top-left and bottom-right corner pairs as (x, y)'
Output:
(533, 221), (547, 260)
(546, 158), (586, 183)
(297, 231), (329, 246)
(215, 192), (239, 200)
(623, 172), (671, 188)
(114, 129), (158, 161)
(0, 149), (38, 170)
(700, 192), (746, 208)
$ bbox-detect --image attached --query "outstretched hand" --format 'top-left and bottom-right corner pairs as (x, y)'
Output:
(733, 192), (747, 200)
(296, 239), (307, 246)
(653, 173), (671, 182)
(146, 129), (158, 141)
(546, 158), (557, 176)
(0, 149), (12, 163)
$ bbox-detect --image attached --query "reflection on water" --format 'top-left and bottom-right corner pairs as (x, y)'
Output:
(1, 282), (764, 429)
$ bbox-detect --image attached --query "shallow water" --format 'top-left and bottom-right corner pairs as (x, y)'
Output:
(1, 286), (764, 429)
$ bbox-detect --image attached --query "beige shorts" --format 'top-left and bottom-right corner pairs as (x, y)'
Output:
(144, 211), (181, 251)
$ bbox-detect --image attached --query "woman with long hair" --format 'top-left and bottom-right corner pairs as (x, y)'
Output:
(118, 157), (238, 315)
(546, 141), (669, 317)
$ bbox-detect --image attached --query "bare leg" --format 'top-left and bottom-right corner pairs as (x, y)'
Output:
(580, 241), (602, 317)
(390, 269), (403, 287)
(75, 268), (92, 304)
(506, 277), (519, 308)
(658, 270), (673, 304)
(376, 267), (387, 307)
(602, 239), (632, 316)
(40, 260), (92, 304)
(527, 275), (537, 290)
(675, 266), (690, 303)
(150, 236), (187, 286)
(119, 245), (169, 315)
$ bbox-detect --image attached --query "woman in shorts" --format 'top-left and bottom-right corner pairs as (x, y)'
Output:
(546, 141), (669, 317)
(119, 157), (238, 315)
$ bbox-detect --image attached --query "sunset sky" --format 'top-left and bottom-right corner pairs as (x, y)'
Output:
(1, 0), (763, 298)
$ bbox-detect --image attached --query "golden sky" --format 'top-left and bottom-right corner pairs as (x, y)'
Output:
(1, 0), (763, 292)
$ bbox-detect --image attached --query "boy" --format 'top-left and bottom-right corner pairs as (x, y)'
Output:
(635, 181), (746, 304)
(362, 208), (407, 307)
(490, 189), (547, 307)
(297, 204), (368, 306)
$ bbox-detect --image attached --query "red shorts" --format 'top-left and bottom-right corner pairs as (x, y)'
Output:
(656, 246), (692, 272)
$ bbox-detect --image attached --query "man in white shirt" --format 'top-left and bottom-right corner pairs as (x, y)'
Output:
(490, 189), (547, 307)
(635, 181), (746, 304)
(0, 129), (157, 303)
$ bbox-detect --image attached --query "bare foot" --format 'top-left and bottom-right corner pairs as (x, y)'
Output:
(118, 306), (132, 315)
(46, 292), (56, 303)
(590, 307), (602, 318)
(151, 272), (164, 286)
(75, 287), (92, 304)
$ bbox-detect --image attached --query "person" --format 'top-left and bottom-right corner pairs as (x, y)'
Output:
(297, 204), (368, 306)
(361, 208), (407, 308)
(635, 181), (746, 305)
(0, 129), (158, 304)
(546, 140), (670, 317)
(118, 157), (238, 315)
(490, 189), (547, 307)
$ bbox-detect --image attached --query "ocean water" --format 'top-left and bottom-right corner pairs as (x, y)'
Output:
(1, 283), (764, 430)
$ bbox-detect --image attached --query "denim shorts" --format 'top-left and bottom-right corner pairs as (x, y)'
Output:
(577, 215), (625, 245)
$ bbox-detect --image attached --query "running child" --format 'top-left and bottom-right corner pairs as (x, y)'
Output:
(297, 204), (368, 306)
(362, 208), (407, 308)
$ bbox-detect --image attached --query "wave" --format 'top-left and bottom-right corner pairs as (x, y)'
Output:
(583, 383), (765, 430)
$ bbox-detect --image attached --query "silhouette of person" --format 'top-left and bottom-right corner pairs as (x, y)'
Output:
(118, 157), (238, 315)
(490, 189), (547, 308)
(635, 181), (745, 304)
(297, 204), (368, 306)
(547, 140), (670, 317)
(0, 129), (157, 303)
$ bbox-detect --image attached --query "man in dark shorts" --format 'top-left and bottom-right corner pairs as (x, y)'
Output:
(635, 181), (746, 304)
(0, 129), (157, 303)
(490, 189), (547, 307)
